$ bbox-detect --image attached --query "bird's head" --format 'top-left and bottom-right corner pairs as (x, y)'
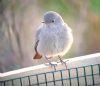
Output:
(42, 11), (64, 25)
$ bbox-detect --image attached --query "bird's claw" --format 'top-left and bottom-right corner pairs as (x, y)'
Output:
(50, 62), (57, 67)
(57, 59), (69, 69)
(45, 62), (57, 71)
(57, 59), (69, 64)
(45, 62), (57, 66)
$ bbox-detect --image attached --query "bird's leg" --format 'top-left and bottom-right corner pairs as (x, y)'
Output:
(57, 55), (69, 69)
(45, 56), (57, 71)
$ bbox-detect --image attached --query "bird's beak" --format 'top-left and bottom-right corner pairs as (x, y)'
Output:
(42, 21), (45, 23)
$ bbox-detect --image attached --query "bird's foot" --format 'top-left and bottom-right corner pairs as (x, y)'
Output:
(57, 59), (69, 64)
(45, 62), (57, 66)
(57, 56), (69, 69)
(45, 62), (57, 71)
(49, 62), (58, 67)
(57, 60), (68, 69)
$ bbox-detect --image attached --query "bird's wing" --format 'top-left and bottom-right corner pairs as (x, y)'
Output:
(64, 23), (72, 32)
(33, 27), (43, 59)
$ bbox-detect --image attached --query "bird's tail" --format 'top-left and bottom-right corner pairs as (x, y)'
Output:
(33, 40), (42, 59)
(33, 52), (42, 59)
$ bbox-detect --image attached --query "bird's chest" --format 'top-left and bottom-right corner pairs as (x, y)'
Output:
(42, 28), (61, 42)
(40, 28), (65, 49)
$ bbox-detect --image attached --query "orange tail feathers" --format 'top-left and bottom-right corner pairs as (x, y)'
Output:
(33, 40), (42, 59)
(33, 52), (42, 59)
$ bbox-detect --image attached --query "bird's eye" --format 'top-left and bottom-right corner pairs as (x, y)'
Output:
(52, 20), (54, 23)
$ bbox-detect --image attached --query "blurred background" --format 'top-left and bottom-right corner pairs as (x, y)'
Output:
(0, 0), (100, 73)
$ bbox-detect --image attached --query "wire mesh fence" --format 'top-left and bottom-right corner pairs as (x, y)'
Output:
(0, 64), (100, 86)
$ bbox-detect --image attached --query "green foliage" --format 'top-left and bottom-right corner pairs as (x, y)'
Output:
(90, 0), (100, 13)
(40, 0), (74, 15)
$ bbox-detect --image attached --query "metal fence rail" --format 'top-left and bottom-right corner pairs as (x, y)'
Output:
(0, 53), (100, 86)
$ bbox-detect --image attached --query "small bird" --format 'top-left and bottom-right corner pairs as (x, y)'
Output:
(33, 11), (73, 69)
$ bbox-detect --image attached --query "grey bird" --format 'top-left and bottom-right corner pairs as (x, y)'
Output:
(33, 11), (73, 69)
